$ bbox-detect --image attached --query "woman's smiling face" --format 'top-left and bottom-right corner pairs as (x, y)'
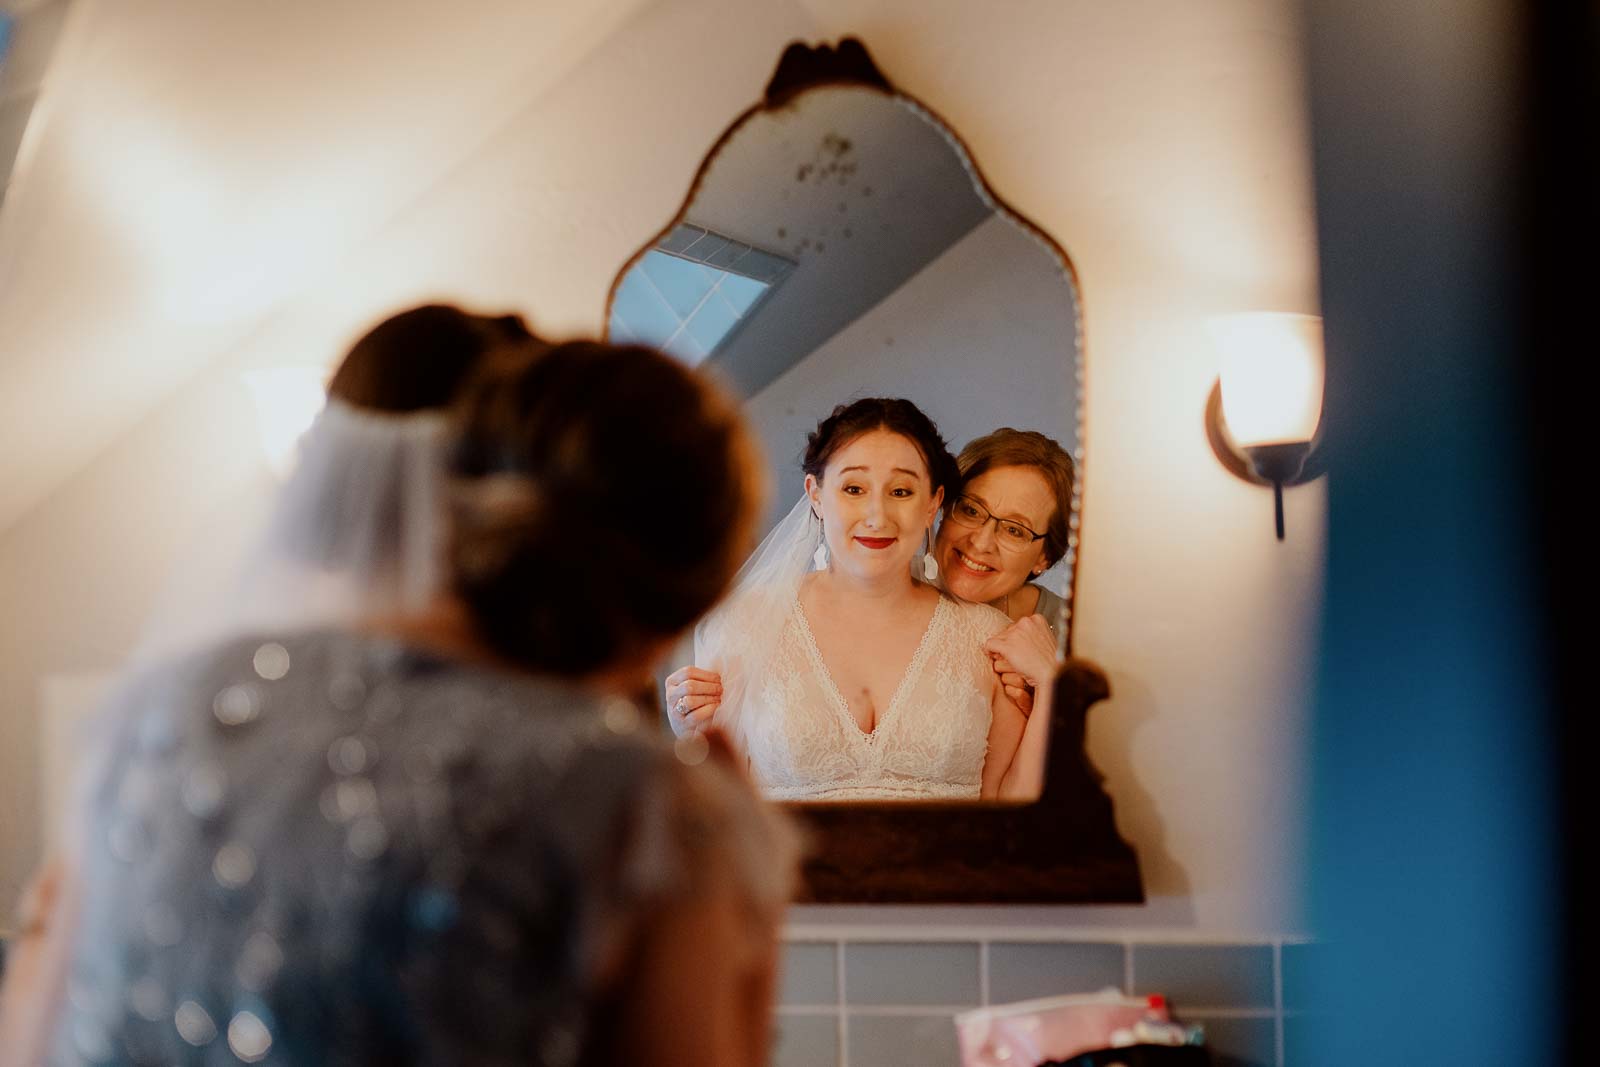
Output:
(936, 465), (1057, 605)
(806, 428), (943, 582)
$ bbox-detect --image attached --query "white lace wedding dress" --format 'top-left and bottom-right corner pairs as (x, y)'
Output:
(737, 594), (1010, 801)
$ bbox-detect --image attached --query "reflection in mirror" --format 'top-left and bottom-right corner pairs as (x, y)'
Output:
(611, 79), (1083, 805)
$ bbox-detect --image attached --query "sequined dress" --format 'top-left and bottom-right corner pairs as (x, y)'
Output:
(51, 630), (778, 1066)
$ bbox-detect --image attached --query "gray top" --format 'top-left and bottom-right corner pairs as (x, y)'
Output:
(53, 629), (770, 1066)
(1032, 584), (1067, 644)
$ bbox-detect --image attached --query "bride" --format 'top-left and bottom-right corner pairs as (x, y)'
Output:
(693, 398), (1050, 801)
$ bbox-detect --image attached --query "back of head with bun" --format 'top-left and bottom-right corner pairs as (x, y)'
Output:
(448, 340), (763, 677)
(327, 304), (535, 414)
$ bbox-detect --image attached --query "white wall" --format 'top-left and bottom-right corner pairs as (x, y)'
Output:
(0, 0), (1322, 937)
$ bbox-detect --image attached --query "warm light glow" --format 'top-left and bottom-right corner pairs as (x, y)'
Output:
(242, 368), (326, 478)
(1211, 312), (1324, 447)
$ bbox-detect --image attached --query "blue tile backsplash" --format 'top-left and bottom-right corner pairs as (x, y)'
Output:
(844, 942), (981, 1006)
(780, 942), (839, 1006)
(987, 941), (1127, 1003)
(1130, 944), (1275, 1010)
(777, 935), (1310, 1067)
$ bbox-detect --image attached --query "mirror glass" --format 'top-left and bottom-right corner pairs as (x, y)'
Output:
(609, 83), (1083, 803)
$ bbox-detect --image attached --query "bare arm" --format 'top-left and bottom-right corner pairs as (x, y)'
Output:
(996, 672), (1052, 800)
(982, 615), (1059, 801)
(980, 680), (1027, 799)
(0, 852), (78, 1067)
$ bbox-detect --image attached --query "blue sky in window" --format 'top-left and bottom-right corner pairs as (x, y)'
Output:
(610, 249), (774, 365)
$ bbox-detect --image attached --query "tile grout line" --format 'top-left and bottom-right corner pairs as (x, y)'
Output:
(785, 925), (1303, 946)
(835, 1004), (1073, 1018)
(835, 940), (849, 1067)
(1273, 939), (1285, 1067)
(813, 1005), (1281, 1019)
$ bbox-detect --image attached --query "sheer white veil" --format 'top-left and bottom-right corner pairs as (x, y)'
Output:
(693, 494), (821, 750)
(131, 397), (452, 666)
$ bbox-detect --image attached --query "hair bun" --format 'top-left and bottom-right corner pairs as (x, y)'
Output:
(447, 339), (759, 677)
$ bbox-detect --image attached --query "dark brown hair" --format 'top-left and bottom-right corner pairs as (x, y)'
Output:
(801, 398), (959, 499)
(327, 304), (534, 413)
(448, 340), (761, 677)
(953, 428), (1076, 568)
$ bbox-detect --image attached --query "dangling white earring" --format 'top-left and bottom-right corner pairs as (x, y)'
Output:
(813, 516), (829, 571)
(922, 530), (938, 582)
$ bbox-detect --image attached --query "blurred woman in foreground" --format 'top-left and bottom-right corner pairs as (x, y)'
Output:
(1, 334), (794, 1065)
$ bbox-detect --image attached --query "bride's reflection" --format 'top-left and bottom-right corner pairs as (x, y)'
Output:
(669, 399), (1057, 802)
(624, 75), (1086, 805)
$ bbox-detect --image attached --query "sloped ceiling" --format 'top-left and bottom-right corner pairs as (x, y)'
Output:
(689, 86), (992, 398)
(0, 0), (656, 533)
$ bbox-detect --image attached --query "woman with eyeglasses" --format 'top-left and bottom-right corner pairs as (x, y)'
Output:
(935, 428), (1077, 717)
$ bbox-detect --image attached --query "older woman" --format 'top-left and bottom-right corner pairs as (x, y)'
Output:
(936, 427), (1077, 714)
(1, 335), (794, 1065)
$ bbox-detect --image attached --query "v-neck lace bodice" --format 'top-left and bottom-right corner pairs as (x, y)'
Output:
(740, 593), (1009, 801)
(791, 595), (940, 744)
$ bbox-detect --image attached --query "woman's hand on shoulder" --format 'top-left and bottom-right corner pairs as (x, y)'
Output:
(983, 613), (1057, 718)
(664, 665), (722, 736)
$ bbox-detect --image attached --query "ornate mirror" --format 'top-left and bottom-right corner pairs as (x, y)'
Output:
(607, 40), (1141, 902)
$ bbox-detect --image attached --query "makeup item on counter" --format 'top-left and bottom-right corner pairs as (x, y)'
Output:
(1108, 995), (1191, 1047)
(957, 990), (1211, 1067)
(955, 990), (1153, 1066)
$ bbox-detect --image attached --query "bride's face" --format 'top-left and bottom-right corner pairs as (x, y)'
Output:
(806, 428), (944, 582)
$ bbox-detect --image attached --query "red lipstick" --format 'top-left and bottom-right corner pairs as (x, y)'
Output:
(854, 537), (896, 550)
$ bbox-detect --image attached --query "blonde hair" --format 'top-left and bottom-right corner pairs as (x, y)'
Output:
(953, 428), (1075, 568)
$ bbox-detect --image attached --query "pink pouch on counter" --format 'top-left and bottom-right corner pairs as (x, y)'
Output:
(955, 990), (1150, 1067)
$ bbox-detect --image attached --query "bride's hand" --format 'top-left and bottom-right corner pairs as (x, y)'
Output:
(664, 665), (723, 736)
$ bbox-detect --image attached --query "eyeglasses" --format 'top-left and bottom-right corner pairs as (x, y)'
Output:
(947, 495), (1046, 552)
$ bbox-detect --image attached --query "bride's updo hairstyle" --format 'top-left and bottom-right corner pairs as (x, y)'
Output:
(326, 303), (534, 412)
(449, 340), (762, 677)
(801, 397), (960, 498)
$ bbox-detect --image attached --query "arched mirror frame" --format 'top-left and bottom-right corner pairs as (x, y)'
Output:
(606, 39), (1142, 903)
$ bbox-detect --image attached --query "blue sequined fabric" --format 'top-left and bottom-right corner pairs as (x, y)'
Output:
(53, 630), (687, 1066)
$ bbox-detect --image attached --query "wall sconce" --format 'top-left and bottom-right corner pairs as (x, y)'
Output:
(242, 368), (327, 479)
(1204, 312), (1325, 540)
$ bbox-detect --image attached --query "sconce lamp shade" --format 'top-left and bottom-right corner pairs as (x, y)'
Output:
(1211, 312), (1325, 447)
(1205, 312), (1326, 541)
